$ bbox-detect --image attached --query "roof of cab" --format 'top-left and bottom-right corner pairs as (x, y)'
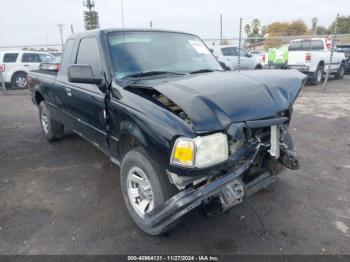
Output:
(67, 28), (197, 40)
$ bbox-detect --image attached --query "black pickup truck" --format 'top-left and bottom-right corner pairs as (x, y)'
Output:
(28, 29), (306, 235)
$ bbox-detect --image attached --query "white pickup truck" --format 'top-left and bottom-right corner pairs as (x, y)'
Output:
(288, 38), (346, 85)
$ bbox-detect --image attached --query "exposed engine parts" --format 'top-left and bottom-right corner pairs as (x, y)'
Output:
(152, 93), (192, 124)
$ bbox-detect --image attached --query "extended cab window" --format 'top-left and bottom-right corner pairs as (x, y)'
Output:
(59, 40), (75, 75)
(76, 37), (102, 75)
(22, 53), (41, 63)
(3, 53), (18, 63)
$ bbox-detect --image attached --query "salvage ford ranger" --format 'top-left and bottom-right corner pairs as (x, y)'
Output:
(28, 29), (306, 235)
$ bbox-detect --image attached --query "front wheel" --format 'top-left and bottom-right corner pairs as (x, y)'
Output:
(120, 147), (180, 235)
(39, 101), (64, 141)
(310, 66), (323, 85)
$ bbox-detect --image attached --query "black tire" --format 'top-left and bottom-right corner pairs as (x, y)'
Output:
(255, 64), (262, 70)
(120, 146), (180, 235)
(334, 63), (345, 80)
(11, 71), (28, 89)
(266, 132), (294, 176)
(38, 101), (64, 141)
(309, 65), (323, 85)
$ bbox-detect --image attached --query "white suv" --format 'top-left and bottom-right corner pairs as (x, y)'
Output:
(210, 46), (262, 70)
(0, 51), (55, 88)
(288, 38), (346, 85)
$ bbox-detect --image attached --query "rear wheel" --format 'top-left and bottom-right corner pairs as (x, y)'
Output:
(39, 101), (64, 141)
(120, 147), (180, 235)
(335, 63), (345, 79)
(310, 65), (323, 85)
(11, 72), (28, 89)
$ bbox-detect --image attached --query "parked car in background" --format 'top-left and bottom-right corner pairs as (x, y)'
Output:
(251, 50), (268, 67)
(268, 47), (289, 69)
(49, 52), (63, 62)
(287, 38), (346, 85)
(211, 46), (263, 70)
(0, 51), (55, 88)
(29, 29), (305, 235)
(337, 44), (350, 73)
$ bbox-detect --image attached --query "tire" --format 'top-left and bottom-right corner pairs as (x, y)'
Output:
(11, 72), (28, 89)
(266, 132), (294, 176)
(334, 63), (345, 80)
(255, 64), (262, 70)
(38, 101), (64, 141)
(310, 65), (323, 85)
(120, 146), (180, 235)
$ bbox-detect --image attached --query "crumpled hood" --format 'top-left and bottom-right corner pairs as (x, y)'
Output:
(134, 70), (307, 132)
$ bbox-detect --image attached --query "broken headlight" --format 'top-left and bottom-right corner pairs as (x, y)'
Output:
(171, 133), (229, 168)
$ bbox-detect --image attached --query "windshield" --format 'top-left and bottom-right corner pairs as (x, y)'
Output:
(337, 46), (350, 53)
(107, 31), (222, 78)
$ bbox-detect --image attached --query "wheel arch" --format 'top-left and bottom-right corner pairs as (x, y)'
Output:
(117, 120), (148, 161)
(255, 63), (263, 69)
(11, 70), (28, 80)
(34, 90), (44, 105)
(318, 60), (325, 69)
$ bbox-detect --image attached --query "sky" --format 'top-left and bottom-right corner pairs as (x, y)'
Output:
(0, 0), (349, 47)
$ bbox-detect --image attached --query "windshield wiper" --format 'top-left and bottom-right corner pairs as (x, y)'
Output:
(123, 71), (185, 79)
(189, 69), (222, 74)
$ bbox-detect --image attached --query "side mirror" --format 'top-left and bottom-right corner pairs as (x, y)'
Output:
(247, 53), (253, 57)
(68, 64), (103, 84)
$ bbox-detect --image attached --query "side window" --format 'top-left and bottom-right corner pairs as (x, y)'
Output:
(59, 40), (75, 75)
(39, 54), (55, 63)
(3, 53), (19, 63)
(311, 40), (324, 50)
(76, 37), (102, 76)
(221, 47), (238, 56)
(22, 53), (41, 63)
(239, 48), (249, 57)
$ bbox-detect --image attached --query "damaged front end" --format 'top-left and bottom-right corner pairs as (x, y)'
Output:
(144, 116), (300, 234)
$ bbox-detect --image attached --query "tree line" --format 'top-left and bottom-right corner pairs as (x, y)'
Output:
(244, 16), (350, 48)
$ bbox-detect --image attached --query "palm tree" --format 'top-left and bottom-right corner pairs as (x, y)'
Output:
(251, 19), (261, 35)
(312, 17), (318, 35)
(245, 24), (251, 36)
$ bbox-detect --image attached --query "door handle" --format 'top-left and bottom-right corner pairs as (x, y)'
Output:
(23, 64), (30, 67)
(65, 88), (72, 96)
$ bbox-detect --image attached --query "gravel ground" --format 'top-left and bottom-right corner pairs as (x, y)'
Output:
(0, 76), (349, 255)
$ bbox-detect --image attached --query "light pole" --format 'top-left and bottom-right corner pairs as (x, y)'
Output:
(220, 14), (223, 45)
(121, 0), (125, 28)
(58, 24), (64, 47)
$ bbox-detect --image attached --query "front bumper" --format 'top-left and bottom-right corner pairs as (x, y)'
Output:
(145, 144), (299, 234)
